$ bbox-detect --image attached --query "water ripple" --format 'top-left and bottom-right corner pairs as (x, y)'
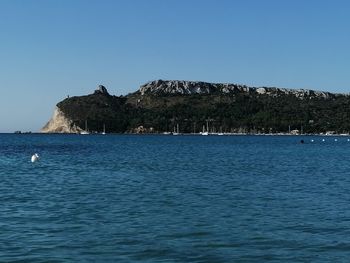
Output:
(1, 134), (350, 261)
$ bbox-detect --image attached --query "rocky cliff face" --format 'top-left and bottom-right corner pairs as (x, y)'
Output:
(41, 107), (82, 133)
(139, 79), (339, 99)
(41, 85), (130, 133)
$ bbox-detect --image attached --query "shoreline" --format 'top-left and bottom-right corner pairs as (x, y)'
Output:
(3, 132), (350, 136)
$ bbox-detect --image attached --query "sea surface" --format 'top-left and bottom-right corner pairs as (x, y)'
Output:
(1, 134), (350, 262)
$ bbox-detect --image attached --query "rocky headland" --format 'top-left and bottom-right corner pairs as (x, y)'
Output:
(42, 80), (350, 134)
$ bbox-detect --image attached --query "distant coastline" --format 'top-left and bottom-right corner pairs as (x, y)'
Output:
(40, 80), (350, 135)
(9, 131), (350, 137)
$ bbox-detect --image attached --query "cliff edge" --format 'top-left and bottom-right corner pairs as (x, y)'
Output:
(41, 107), (82, 133)
(41, 85), (130, 133)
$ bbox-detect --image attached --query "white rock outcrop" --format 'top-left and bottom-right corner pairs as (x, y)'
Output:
(256, 88), (266, 94)
(139, 80), (250, 95)
(41, 107), (82, 133)
(139, 80), (340, 100)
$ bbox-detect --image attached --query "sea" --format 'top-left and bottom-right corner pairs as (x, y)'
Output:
(1, 134), (350, 262)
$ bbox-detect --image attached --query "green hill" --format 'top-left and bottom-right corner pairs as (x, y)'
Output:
(42, 81), (350, 134)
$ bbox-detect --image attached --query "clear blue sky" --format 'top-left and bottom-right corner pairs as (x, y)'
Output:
(1, 0), (350, 132)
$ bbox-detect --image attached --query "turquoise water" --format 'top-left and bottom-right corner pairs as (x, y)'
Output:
(1, 134), (350, 262)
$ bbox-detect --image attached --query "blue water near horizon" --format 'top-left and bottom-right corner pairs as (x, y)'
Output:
(1, 134), (350, 262)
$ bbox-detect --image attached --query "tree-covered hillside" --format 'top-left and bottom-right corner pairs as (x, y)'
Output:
(55, 82), (350, 134)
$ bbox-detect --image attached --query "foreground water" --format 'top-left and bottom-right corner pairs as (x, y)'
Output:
(1, 134), (350, 262)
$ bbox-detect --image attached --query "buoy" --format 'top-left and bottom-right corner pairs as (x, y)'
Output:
(322, 139), (325, 142)
(335, 139), (338, 142)
(347, 139), (350, 142)
(311, 139), (314, 142)
(31, 153), (39, 163)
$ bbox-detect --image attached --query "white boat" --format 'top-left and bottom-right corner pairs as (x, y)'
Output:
(101, 123), (106, 135)
(217, 127), (224, 136)
(201, 124), (208, 135)
(80, 120), (90, 135)
(172, 124), (180, 135)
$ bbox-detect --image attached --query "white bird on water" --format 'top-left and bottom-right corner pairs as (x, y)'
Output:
(31, 153), (39, 163)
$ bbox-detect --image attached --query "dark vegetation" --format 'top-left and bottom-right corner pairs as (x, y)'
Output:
(57, 90), (350, 134)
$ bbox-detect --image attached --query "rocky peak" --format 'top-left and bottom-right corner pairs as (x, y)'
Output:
(139, 80), (251, 95)
(94, 85), (110, 95)
(139, 79), (340, 99)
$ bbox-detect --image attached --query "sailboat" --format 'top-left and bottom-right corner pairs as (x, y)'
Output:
(201, 123), (208, 136)
(101, 123), (106, 135)
(172, 124), (180, 135)
(80, 120), (90, 135)
(218, 126), (224, 136)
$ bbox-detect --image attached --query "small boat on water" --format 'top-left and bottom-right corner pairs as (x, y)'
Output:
(101, 123), (106, 135)
(172, 124), (180, 135)
(200, 124), (208, 135)
(80, 120), (90, 135)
